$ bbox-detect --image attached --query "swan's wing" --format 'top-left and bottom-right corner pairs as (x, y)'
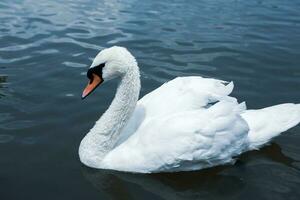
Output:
(117, 76), (234, 147)
(103, 98), (249, 173)
(138, 76), (234, 118)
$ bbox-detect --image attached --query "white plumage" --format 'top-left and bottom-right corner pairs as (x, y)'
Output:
(79, 46), (300, 173)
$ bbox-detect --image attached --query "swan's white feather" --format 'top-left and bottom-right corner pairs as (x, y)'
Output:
(138, 77), (234, 117)
(102, 77), (250, 173)
(242, 103), (300, 150)
(116, 76), (234, 146)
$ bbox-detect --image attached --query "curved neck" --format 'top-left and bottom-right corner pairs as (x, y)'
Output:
(79, 63), (140, 167)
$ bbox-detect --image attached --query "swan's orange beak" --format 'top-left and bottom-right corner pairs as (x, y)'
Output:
(82, 73), (103, 99)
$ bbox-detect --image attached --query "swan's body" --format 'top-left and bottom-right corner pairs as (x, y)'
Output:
(79, 46), (300, 173)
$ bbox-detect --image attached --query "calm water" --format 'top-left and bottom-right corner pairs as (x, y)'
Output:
(1, 0), (300, 199)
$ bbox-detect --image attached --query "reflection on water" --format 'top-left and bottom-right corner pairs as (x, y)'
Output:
(0, 75), (7, 97)
(0, 75), (7, 84)
(82, 144), (297, 200)
(0, 0), (300, 199)
(83, 165), (244, 200)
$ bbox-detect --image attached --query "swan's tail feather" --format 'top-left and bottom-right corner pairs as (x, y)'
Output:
(241, 103), (300, 150)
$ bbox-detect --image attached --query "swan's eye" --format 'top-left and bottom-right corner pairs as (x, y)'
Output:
(87, 63), (105, 81)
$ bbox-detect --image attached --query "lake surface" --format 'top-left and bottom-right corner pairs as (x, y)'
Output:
(1, 0), (300, 199)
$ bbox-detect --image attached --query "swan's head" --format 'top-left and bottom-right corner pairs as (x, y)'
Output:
(81, 46), (136, 99)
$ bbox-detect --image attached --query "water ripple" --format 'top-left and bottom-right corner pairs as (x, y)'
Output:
(0, 134), (14, 144)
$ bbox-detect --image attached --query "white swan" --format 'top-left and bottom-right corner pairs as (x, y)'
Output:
(79, 46), (300, 173)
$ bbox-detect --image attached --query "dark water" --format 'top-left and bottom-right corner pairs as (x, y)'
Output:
(1, 0), (300, 199)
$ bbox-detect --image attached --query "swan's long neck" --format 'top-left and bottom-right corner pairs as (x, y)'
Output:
(79, 63), (140, 167)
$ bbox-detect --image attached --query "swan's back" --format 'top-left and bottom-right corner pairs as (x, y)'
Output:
(139, 76), (234, 117)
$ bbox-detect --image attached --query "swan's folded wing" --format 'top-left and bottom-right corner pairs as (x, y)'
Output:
(116, 76), (234, 149)
(138, 76), (234, 118)
(102, 99), (249, 173)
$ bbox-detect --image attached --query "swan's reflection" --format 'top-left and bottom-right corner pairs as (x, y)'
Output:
(81, 143), (294, 200)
